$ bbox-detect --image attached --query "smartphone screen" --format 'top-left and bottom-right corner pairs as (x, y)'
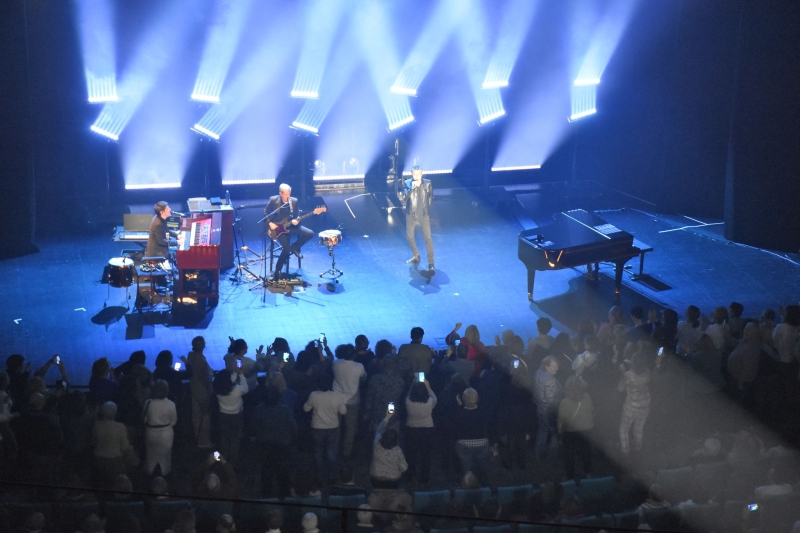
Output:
(748, 503), (758, 512)
(513, 359), (520, 369)
(319, 333), (325, 342)
(55, 355), (61, 365)
(417, 372), (425, 382)
(454, 338), (460, 347)
(213, 451), (220, 461)
(236, 359), (242, 369)
(174, 362), (181, 371)
(388, 402), (395, 413)
(658, 347), (664, 356)
(283, 352), (290, 362)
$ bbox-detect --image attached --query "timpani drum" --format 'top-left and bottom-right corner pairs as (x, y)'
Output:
(318, 229), (342, 247)
(108, 257), (134, 288)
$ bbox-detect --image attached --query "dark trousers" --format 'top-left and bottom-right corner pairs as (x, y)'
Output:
(260, 442), (291, 497)
(561, 430), (592, 480)
(217, 412), (243, 466)
(274, 225), (314, 273)
(404, 426), (433, 484)
(312, 427), (339, 485)
(405, 214), (434, 265)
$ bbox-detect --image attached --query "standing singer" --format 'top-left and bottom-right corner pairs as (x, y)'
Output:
(397, 166), (434, 272)
(265, 184), (313, 280)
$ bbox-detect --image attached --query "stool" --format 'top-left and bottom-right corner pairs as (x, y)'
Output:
(268, 239), (301, 276)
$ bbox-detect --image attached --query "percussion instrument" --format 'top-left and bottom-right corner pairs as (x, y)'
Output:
(108, 257), (134, 288)
(318, 229), (342, 247)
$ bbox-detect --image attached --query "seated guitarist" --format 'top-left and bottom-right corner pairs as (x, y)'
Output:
(265, 183), (314, 280)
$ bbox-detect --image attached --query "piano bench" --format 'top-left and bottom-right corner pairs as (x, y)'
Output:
(631, 239), (654, 278)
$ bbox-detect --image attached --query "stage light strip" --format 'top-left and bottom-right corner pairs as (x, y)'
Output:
(390, 86), (417, 97)
(125, 183), (181, 190)
(221, 178), (276, 185)
(192, 124), (220, 140)
(291, 121), (319, 134)
(290, 90), (319, 99)
(401, 169), (452, 176)
(574, 78), (601, 86)
(569, 109), (597, 121)
(481, 80), (508, 89)
(313, 175), (364, 182)
(90, 125), (118, 141)
(190, 94), (220, 103)
(491, 165), (541, 172)
(479, 109), (506, 125)
(388, 116), (415, 131)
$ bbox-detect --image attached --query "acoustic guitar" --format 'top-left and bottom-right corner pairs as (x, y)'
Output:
(268, 206), (326, 240)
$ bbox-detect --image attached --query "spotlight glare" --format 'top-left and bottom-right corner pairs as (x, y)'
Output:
(291, 121), (319, 134)
(479, 110), (506, 125)
(569, 109), (597, 121)
(388, 115), (415, 131)
(191, 94), (220, 103)
(312, 174), (365, 181)
(125, 182), (181, 190)
(88, 94), (119, 104)
(191, 124), (220, 140)
(221, 178), (276, 185)
(573, 78), (601, 86)
(491, 165), (541, 172)
(401, 169), (452, 176)
(390, 86), (417, 97)
(290, 90), (319, 99)
(481, 80), (509, 89)
(90, 125), (118, 141)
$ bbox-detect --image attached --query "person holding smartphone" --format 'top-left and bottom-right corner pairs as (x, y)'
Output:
(404, 376), (436, 486)
(370, 409), (407, 489)
(331, 343), (367, 458)
(223, 338), (259, 390)
(213, 367), (249, 466)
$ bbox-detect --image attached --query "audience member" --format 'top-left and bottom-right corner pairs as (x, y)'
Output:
(398, 327), (434, 376)
(370, 412), (407, 489)
(304, 375), (347, 485)
(143, 379), (178, 476)
(332, 343), (366, 458)
(533, 356), (562, 460)
(454, 388), (491, 487)
(618, 352), (651, 456)
(301, 512), (319, 533)
(92, 401), (131, 487)
(88, 357), (117, 406)
(187, 336), (214, 448)
(250, 385), (296, 497)
(558, 376), (594, 481)
(214, 368), (248, 466)
(191, 452), (238, 499)
(404, 378), (436, 486)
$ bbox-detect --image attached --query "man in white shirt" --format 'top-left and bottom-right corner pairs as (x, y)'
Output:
(332, 344), (366, 458)
(304, 378), (347, 485)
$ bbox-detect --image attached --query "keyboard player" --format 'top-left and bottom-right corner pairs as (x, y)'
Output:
(146, 201), (184, 259)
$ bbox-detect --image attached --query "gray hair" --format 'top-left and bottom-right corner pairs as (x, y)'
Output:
(100, 401), (118, 420)
(279, 183), (292, 192)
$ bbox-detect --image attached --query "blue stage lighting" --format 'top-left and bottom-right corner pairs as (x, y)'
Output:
(491, 165), (541, 172)
(90, 125), (118, 141)
(390, 86), (417, 97)
(573, 78), (601, 86)
(481, 80), (508, 89)
(124, 182), (181, 190)
(570, 83), (597, 121)
(191, 0), (255, 105)
(291, 121), (319, 134)
(191, 124), (220, 140)
(388, 116), (415, 131)
(479, 110), (506, 125)
(401, 169), (452, 176)
(482, 0), (539, 93)
(290, 90), (319, 99)
(569, 109), (597, 121)
(221, 177), (276, 185)
(74, 0), (118, 104)
(573, 0), (639, 88)
(292, 0), (348, 100)
(313, 174), (365, 182)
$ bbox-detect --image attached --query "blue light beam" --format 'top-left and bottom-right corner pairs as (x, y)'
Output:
(74, 0), (117, 103)
(191, 0), (256, 103)
(575, 0), (639, 83)
(291, 0), (348, 98)
(482, 0), (540, 89)
(391, 0), (470, 95)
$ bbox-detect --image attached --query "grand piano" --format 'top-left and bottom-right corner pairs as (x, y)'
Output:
(518, 209), (639, 303)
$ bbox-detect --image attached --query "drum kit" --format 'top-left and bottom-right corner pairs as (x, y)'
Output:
(318, 229), (344, 284)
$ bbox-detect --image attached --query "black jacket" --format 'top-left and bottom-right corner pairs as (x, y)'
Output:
(397, 178), (433, 217)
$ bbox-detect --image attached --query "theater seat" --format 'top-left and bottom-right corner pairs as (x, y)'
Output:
(496, 484), (535, 517)
(412, 489), (452, 515)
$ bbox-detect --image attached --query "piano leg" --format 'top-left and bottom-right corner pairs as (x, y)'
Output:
(614, 261), (625, 303)
(527, 268), (536, 301)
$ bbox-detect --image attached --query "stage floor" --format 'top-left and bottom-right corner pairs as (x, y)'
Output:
(2, 185), (799, 384)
